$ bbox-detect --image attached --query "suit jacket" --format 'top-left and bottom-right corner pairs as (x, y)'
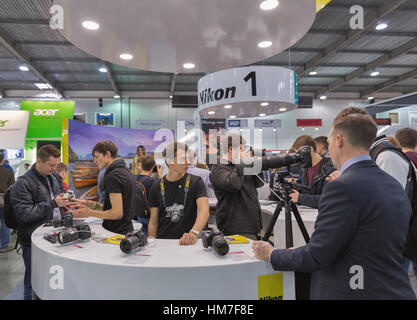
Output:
(270, 160), (416, 300)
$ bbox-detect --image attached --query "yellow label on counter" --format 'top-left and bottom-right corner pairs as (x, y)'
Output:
(225, 235), (249, 244)
(258, 273), (284, 300)
(102, 235), (125, 245)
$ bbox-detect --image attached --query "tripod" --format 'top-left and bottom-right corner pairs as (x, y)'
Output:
(261, 174), (311, 300)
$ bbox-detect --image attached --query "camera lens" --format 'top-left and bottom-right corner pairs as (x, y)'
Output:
(58, 228), (79, 245)
(120, 238), (135, 254)
(171, 213), (181, 223)
(211, 235), (229, 256)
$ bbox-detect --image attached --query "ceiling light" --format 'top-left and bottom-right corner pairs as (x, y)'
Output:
(301, 128), (305, 131)
(82, 21), (100, 30)
(375, 22), (388, 30)
(114, 94), (120, 99)
(273, 129), (277, 132)
(259, 113), (266, 117)
(34, 83), (52, 90)
(260, 0), (279, 11)
(370, 71), (380, 77)
(0, 95), (2, 99)
(99, 67), (108, 73)
(320, 95), (327, 100)
(315, 128), (319, 131)
(259, 129), (263, 132)
(258, 41), (272, 48)
(19, 65), (29, 72)
(224, 105), (232, 109)
(368, 96), (375, 100)
(279, 107), (287, 112)
(183, 63), (195, 69)
(260, 102), (269, 107)
(309, 71), (318, 75)
(208, 111), (215, 115)
(230, 115), (236, 119)
(120, 53), (133, 60)
(169, 95), (173, 99)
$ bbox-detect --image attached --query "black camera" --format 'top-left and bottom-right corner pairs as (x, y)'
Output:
(120, 229), (148, 254)
(57, 222), (91, 245)
(53, 212), (73, 228)
(202, 230), (229, 256)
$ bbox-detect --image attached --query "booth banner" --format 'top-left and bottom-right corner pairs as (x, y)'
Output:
(297, 119), (322, 127)
(21, 100), (75, 139)
(67, 120), (175, 199)
(254, 119), (282, 128)
(136, 120), (166, 130)
(228, 119), (248, 128)
(0, 110), (30, 149)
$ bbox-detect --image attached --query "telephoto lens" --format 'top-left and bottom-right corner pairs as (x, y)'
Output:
(120, 229), (148, 254)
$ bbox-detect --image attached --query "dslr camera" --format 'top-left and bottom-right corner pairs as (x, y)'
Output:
(52, 212), (74, 228)
(57, 221), (91, 245)
(165, 203), (184, 223)
(202, 229), (229, 256)
(120, 229), (148, 254)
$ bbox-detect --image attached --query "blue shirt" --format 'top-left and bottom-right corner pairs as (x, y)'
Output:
(339, 155), (372, 176)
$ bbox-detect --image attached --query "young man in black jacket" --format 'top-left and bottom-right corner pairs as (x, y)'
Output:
(71, 141), (136, 235)
(209, 134), (264, 240)
(10, 145), (68, 300)
(0, 153), (15, 252)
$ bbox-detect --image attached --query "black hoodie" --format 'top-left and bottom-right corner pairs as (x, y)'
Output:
(102, 159), (135, 234)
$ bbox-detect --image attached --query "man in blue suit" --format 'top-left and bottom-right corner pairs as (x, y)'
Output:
(253, 113), (416, 300)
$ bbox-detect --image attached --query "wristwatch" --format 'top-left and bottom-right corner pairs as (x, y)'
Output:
(190, 229), (200, 237)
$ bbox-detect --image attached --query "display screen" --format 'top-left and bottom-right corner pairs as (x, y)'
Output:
(5, 149), (24, 160)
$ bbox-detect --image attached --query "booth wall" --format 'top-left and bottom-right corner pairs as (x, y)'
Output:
(375, 105), (417, 137)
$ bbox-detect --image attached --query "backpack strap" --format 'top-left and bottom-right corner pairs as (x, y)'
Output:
(136, 180), (150, 211)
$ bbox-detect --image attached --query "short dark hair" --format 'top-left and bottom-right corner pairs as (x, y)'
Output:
(162, 142), (189, 161)
(332, 114), (377, 150)
(315, 136), (329, 151)
(0, 153), (4, 163)
(92, 141), (118, 158)
(292, 135), (317, 152)
(387, 136), (401, 147)
(37, 145), (61, 162)
(334, 107), (368, 121)
(220, 134), (245, 154)
(137, 145), (146, 153)
(395, 128), (417, 149)
(141, 155), (156, 171)
(56, 162), (68, 173)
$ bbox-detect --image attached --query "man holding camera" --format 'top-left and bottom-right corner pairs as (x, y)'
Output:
(10, 145), (68, 300)
(71, 141), (136, 235)
(148, 142), (209, 245)
(209, 134), (264, 241)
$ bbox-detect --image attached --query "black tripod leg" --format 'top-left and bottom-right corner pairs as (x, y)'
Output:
(291, 203), (311, 244)
(262, 202), (284, 242)
(285, 200), (294, 248)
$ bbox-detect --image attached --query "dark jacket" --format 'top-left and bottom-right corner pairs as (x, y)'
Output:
(209, 163), (264, 236)
(0, 165), (15, 193)
(10, 165), (65, 247)
(297, 157), (336, 208)
(270, 161), (416, 300)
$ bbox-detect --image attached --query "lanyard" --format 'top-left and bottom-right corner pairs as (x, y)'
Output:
(160, 174), (191, 209)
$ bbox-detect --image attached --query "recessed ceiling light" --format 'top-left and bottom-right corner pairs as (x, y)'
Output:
(224, 105), (232, 109)
(99, 67), (108, 73)
(315, 128), (319, 131)
(279, 107), (287, 112)
(370, 71), (380, 77)
(259, 113), (266, 117)
(309, 71), (318, 75)
(301, 128), (305, 131)
(230, 115), (236, 119)
(273, 128), (277, 132)
(261, 102), (269, 107)
(120, 53), (133, 60)
(19, 65), (29, 72)
(82, 21), (100, 30)
(169, 95), (173, 99)
(0, 95), (3, 99)
(183, 63), (195, 69)
(320, 95), (327, 100)
(375, 22), (388, 30)
(258, 41), (272, 48)
(114, 94), (120, 99)
(368, 96), (375, 100)
(34, 83), (52, 90)
(208, 111), (215, 115)
(260, 0), (279, 10)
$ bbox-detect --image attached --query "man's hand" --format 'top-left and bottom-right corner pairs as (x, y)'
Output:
(179, 232), (198, 245)
(252, 241), (274, 262)
(54, 193), (70, 208)
(69, 198), (95, 209)
(290, 189), (299, 203)
(70, 199), (93, 218)
(156, 165), (163, 179)
(326, 170), (340, 182)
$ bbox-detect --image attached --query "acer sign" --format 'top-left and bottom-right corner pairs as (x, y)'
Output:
(21, 100), (75, 139)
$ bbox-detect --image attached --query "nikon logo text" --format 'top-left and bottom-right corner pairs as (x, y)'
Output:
(0, 120), (9, 127)
(34, 109), (59, 116)
(199, 86), (236, 105)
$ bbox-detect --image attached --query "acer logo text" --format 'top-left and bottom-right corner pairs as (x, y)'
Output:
(34, 109), (59, 116)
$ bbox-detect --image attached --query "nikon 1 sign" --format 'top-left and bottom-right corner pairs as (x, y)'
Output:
(21, 100), (75, 139)
(198, 66), (297, 119)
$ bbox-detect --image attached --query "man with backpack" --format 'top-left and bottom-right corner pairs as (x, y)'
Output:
(8, 145), (68, 299)
(0, 153), (15, 253)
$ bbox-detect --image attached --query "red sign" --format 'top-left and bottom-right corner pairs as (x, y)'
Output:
(374, 118), (391, 126)
(297, 119), (322, 127)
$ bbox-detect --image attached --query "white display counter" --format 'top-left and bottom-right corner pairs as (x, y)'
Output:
(31, 218), (296, 300)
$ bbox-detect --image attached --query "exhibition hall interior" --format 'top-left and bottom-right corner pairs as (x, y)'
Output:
(1, 0), (417, 302)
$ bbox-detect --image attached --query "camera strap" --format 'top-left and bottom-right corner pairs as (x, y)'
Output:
(160, 174), (191, 209)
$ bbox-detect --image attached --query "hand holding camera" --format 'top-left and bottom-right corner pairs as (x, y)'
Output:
(54, 193), (70, 208)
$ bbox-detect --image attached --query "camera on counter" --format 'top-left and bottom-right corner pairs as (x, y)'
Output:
(120, 229), (148, 254)
(53, 212), (74, 228)
(57, 222), (92, 246)
(202, 229), (229, 256)
(165, 203), (184, 223)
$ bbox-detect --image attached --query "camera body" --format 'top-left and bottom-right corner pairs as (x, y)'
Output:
(202, 230), (229, 256)
(64, 189), (75, 199)
(120, 229), (148, 254)
(53, 212), (74, 228)
(57, 222), (91, 245)
(165, 203), (184, 223)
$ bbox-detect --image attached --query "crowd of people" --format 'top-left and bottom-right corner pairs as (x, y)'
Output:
(2, 106), (417, 299)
